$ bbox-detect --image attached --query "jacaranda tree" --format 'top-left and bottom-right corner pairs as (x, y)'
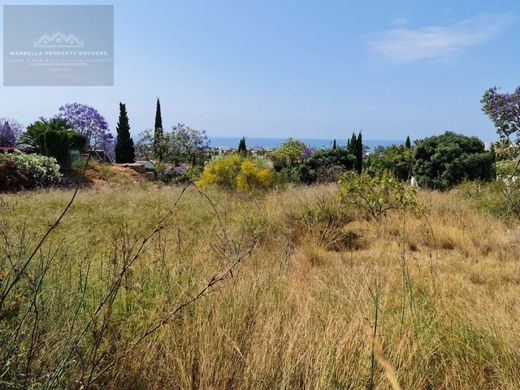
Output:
(481, 86), (520, 141)
(58, 103), (114, 157)
(0, 119), (23, 147)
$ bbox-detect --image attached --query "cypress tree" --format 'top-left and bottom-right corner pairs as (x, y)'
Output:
(348, 132), (357, 155)
(332, 139), (337, 149)
(355, 131), (363, 174)
(405, 135), (411, 148)
(115, 103), (135, 163)
(238, 137), (247, 154)
(154, 98), (164, 160)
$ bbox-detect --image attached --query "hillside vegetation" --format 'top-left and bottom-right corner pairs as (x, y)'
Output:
(1, 183), (520, 389)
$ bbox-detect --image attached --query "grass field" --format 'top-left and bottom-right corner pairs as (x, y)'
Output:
(1, 182), (520, 389)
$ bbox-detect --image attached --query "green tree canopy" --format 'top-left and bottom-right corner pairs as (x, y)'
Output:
(413, 131), (495, 190)
(367, 144), (414, 181)
(20, 118), (87, 167)
(298, 148), (355, 184)
(270, 138), (307, 170)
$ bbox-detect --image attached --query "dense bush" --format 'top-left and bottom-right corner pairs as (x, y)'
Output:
(21, 118), (71, 151)
(413, 132), (495, 190)
(367, 144), (414, 181)
(0, 152), (61, 190)
(455, 179), (520, 223)
(298, 148), (355, 184)
(21, 118), (87, 168)
(0, 159), (32, 191)
(155, 162), (201, 184)
(496, 159), (518, 181)
(339, 171), (419, 221)
(270, 138), (307, 171)
(198, 154), (273, 192)
(43, 130), (87, 167)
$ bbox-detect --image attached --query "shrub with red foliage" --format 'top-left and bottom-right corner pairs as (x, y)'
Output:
(0, 159), (33, 191)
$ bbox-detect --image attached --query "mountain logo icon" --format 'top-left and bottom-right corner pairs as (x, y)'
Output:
(33, 32), (84, 48)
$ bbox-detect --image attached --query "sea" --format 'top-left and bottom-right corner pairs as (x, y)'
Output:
(208, 137), (401, 151)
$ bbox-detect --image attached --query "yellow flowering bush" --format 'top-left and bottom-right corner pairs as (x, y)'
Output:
(198, 154), (273, 192)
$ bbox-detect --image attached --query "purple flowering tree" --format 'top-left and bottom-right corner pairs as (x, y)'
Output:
(165, 124), (209, 164)
(481, 86), (520, 141)
(0, 119), (23, 147)
(301, 146), (316, 160)
(58, 103), (114, 157)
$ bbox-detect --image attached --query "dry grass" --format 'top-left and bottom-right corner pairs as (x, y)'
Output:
(1, 183), (520, 388)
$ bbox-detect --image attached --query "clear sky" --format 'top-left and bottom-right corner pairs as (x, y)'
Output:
(1, 0), (520, 141)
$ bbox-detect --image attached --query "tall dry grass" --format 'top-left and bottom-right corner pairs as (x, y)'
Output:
(1, 183), (520, 388)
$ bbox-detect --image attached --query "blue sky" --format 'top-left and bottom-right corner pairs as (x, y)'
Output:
(1, 0), (520, 141)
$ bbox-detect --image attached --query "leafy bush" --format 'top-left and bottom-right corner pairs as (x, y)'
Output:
(367, 144), (414, 181)
(413, 131), (495, 190)
(21, 118), (87, 168)
(0, 152), (61, 190)
(136, 125), (210, 165)
(339, 171), (419, 221)
(198, 154), (273, 192)
(41, 130), (87, 168)
(236, 158), (273, 192)
(0, 159), (32, 191)
(455, 180), (520, 223)
(155, 162), (200, 184)
(496, 159), (518, 180)
(270, 138), (307, 170)
(21, 117), (71, 151)
(298, 148), (355, 184)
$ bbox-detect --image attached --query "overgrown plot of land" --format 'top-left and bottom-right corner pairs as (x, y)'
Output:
(1, 185), (520, 389)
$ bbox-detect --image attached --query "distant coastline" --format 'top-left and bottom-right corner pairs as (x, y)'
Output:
(208, 137), (401, 150)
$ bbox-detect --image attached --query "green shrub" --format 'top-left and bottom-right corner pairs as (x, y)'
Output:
(367, 144), (414, 181)
(42, 130), (68, 166)
(413, 132), (495, 190)
(66, 131), (88, 150)
(21, 118), (87, 168)
(270, 138), (307, 170)
(455, 181), (520, 223)
(41, 130), (87, 168)
(496, 159), (518, 180)
(339, 171), (419, 221)
(198, 154), (274, 192)
(298, 148), (355, 184)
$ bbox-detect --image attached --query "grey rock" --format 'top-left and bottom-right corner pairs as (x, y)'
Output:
(127, 163), (146, 174)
